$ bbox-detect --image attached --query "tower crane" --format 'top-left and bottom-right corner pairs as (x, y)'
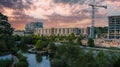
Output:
(89, 0), (107, 39)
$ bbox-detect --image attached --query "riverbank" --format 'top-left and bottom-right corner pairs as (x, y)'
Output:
(0, 54), (13, 67)
(14, 53), (28, 67)
(0, 54), (12, 60)
(0, 52), (10, 56)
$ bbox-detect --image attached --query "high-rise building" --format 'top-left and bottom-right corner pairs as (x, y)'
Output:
(108, 16), (120, 39)
(25, 22), (43, 32)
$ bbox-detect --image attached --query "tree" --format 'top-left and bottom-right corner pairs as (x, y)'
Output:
(36, 54), (42, 63)
(11, 47), (18, 54)
(87, 38), (95, 47)
(20, 37), (28, 51)
(67, 33), (76, 44)
(6, 36), (15, 50)
(49, 42), (56, 53)
(114, 58), (120, 67)
(70, 33), (75, 40)
(13, 35), (21, 41)
(35, 40), (43, 50)
(0, 13), (13, 37)
(77, 35), (82, 45)
(0, 13), (14, 54)
(0, 59), (12, 67)
(55, 45), (67, 58)
(23, 35), (34, 44)
(51, 58), (67, 67)
(0, 39), (7, 52)
(95, 51), (108, 67)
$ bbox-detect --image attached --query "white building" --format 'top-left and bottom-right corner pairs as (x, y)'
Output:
(34, 27), (90, 36)
(13, 30), (31, 36)
(13, 30), (25, 36)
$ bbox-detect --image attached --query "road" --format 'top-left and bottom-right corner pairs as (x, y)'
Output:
(80, 46), (120, 53)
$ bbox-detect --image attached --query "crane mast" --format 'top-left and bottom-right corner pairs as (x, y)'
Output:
(89, 0), (107, 39)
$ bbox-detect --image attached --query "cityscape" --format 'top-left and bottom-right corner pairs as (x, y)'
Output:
(0, 0), (120, 67)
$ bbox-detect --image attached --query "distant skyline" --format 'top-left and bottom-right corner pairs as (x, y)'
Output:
(0, 0), (120, 30)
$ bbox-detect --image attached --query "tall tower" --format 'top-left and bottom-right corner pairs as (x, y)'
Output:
(91, 0), (95, 39)
(89, 0), (107, 39)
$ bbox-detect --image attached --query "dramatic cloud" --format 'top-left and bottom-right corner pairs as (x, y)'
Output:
(54, 0), (86, 4)
(0, 0), (120, 30)
(0, 0), (32, 10)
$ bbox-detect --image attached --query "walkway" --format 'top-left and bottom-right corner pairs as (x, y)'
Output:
(80, 46), (120, 53)
(11, 55), (19, 67)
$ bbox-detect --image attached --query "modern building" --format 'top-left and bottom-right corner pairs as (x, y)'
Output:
(25, 22), (43, 32)
(34, 27), (90, 36)
(81, 27), (91, 38)
(108, 16), (120, 39)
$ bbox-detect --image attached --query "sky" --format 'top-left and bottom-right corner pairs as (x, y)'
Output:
(0, 0), (120, 30)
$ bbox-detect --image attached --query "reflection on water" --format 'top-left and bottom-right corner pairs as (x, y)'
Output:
(36, 54), (42, 63)
(23, 53), (51, 67)
(0, 54), (12, 60)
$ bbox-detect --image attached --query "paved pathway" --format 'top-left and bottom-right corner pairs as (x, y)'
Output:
(80, 46), (120, 53)
(11, 55), (19, 67)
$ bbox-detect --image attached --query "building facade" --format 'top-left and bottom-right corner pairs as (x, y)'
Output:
(34, 28), (90, 36)
(25, 22), (43, 32)
(13, 30), (25, 36)
(108, 16), (120, 39)
(13, 30), (32, 36)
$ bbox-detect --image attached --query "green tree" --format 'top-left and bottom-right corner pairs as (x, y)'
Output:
(35, 40), (43, 50)
(51, 58), (67, 67)
(70, 33), (75, 39)
(0, 39), (8, 55)
(77, 35), (82, 45)
(11, 47), (19, 54)
(82, 50), (95, 67)
(95, 51), (108, 67)
(49, 42), (56, 53)
(0, 13), (13, 37)
(36, 54), (42, 63)
(6, 36), (15, 50)
(13, 35), (21, 41)
(0, 39), (7, 51)
(0, 13), (14, 54)
(114, 58), (120, 67)
(0, 59), (12, 67)
(15, 61), (28, 67)
(67, 33), (76, 44)
(55, 45), (67, 58)
(20, 37), (28, 51)
(87, 38), (95, 47)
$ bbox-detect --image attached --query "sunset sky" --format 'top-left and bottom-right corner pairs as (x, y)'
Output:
(0, 0), (120, 30)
